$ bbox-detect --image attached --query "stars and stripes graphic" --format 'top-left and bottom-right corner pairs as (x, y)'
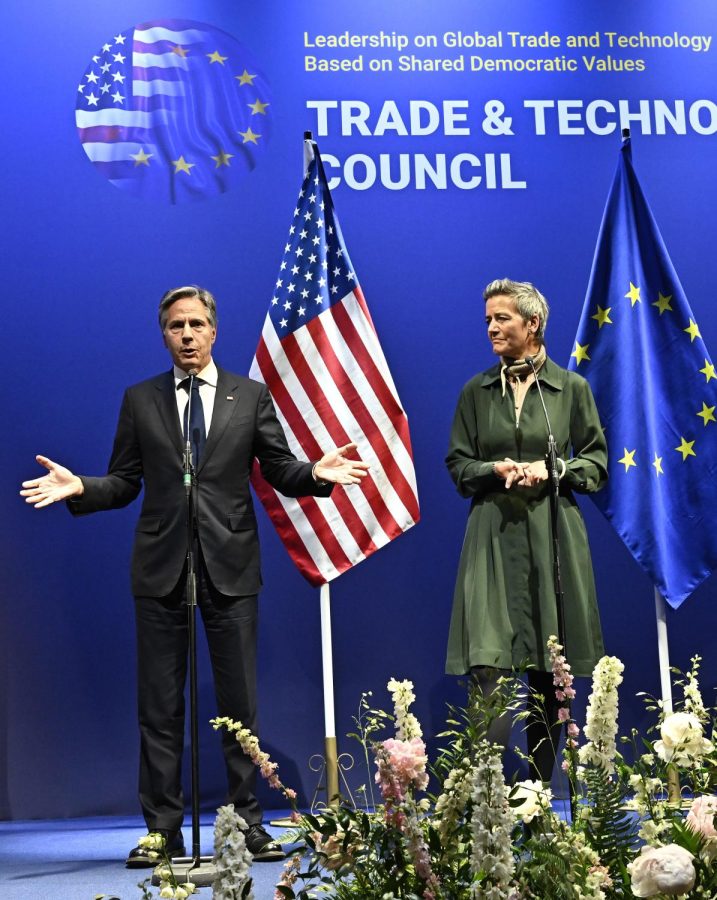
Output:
(568, 138), (717, 608)
(75, 19), (271, 203)
(249, 140), (419, 586)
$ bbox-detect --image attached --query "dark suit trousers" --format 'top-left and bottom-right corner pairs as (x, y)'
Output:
(134, 562), (261, 833)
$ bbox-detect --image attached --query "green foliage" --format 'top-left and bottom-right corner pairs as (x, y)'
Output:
(515, 834), (576, 899)
(579, 762), (639, 896)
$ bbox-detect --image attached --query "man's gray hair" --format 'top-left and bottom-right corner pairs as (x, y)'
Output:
(158, 285), (217, 329)
(483, 278), (549, 341)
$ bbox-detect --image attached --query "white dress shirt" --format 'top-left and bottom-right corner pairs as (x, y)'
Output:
(172, 359), (218, 436)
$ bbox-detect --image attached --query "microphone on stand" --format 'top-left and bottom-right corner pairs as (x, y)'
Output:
(526, 352), (567, 661)
(525, 355), (574, 816)
(183, 368), (198, 495)
(524, 356), (557, 482)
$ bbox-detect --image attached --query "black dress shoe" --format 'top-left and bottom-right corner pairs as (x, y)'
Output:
(244, 823), (285, 861)
(126, 830), (186, 868)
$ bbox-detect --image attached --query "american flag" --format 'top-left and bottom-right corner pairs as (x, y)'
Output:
(74, 19), (271, 203)
(249, 141), (420, 586)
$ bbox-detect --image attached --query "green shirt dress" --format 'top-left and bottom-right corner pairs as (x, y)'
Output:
(445, 357), (608, 678)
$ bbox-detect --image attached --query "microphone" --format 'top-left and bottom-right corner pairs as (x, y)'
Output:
(525, 356), (559, 489)
(183, 369), (199, 494)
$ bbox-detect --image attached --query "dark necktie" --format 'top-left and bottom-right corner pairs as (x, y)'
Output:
(182, 378), (206, 468)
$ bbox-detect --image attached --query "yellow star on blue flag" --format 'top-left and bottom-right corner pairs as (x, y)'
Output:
(568, 138), (717, 608)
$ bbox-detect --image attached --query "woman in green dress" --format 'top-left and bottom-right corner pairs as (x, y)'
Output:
(445, 278), (607, 783)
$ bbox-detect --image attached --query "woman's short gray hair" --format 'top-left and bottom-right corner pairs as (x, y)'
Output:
(158, 285), (217, 329)
(483, 278), (549, 341)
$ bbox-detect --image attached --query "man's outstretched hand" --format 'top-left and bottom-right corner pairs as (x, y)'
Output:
(20, 455), (84, 508)
(313, 443), (370, 485)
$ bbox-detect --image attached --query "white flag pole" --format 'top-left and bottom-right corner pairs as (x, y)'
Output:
(320, 582), (340, 804)
(655, 587), (680, 803)
(304, 129), (339, 806)
(654, 588), (673, 714)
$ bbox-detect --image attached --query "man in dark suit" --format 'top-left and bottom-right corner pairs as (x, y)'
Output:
(21, 285), (368, 865)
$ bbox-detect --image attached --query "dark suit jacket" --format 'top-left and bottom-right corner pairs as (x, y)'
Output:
(69, 365), (333, 597)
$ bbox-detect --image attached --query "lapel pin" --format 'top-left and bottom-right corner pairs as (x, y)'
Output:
(226, 395), (234, 400)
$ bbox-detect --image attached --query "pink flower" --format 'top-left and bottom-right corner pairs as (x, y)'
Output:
(686, 795), (717, 839)
(378, 738), (429, 793)
(374, 748), (405, 820)
(567, 722), (580, 737)
(284, 788), (297, 801)
(558, 707), (570, 722)
(374, 739), (429, 827)
(274, 855), (301, 898)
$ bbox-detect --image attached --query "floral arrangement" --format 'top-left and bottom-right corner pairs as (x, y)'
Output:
(212, 805), (253, 899)
(125, 805), (253, 899)
(134, 833), (196, 900)
(212, 639), (717, 900)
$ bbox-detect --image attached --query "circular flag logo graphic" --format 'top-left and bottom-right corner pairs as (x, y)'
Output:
(75, 19), (272, 203)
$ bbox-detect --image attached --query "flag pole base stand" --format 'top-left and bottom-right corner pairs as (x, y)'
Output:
(308, 743), (357, 813)
(151, 857), (218, 888)
(268, 815), (296, 827)
(268, 746), (358, 827)
(666, 764), (681, 807)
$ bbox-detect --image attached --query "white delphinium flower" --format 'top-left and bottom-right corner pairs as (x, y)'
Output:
(387, 677), (422, 740)
(435, 758), (473, 842)
(683, 655), (708, 724)
(470, 740), (515, 899)
(577, 655), (624, 774)
(212, 804), (253, 899)
(625, 771), (664, 817)
(638, 816), (671, 847)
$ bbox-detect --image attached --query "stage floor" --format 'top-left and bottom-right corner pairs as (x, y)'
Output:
(0, 813), (290, 899)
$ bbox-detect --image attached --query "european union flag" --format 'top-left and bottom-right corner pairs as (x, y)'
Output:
(568, 138), (717, 609)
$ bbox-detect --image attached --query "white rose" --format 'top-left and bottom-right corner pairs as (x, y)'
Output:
(508, 779), (552, 823)
(654, 711), (712, 763)
(628, 844), (696, 897)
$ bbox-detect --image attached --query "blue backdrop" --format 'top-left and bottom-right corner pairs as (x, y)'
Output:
(3, 0), (716, 821)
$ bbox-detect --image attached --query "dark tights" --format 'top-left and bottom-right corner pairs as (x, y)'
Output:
(470, 666), (563, 784)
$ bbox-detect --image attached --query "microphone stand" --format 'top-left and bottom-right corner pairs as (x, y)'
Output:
(526, 358), (567, 653)
(525, 356), (575, 821)
(154, 371), (217, 888)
